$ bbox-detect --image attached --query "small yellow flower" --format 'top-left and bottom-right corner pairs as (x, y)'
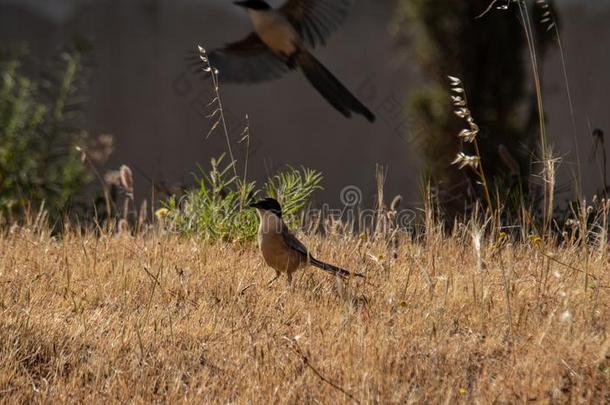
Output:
(528, 235), (542, 247)
(459, 388), (467, 396)
(155, 208), (169, 219)
(495, 231), (508, 246)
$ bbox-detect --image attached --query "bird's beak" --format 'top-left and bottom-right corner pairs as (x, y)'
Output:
(233, 1), (248, 8)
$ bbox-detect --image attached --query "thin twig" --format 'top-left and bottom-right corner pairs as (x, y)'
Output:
(539, 251), (610, 289)
(141, 265), (198, 307)
(284, 337), (361, 404)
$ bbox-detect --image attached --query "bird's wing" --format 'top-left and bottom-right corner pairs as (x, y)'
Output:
(279, 0), (354, 48)
(204, 33), (291, 84)
(281, 225), (309, 258)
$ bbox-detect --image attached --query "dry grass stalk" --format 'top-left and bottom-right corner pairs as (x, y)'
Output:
(198, 45), (239, 180)
(0, 224), (608, 402)
(119, 165), (134, 221)
(449, 76), (493, 212)
(373, 165), (387, 238)
(388, 195), (403, 260)
(138, 199), (148, 234)
(537, 0), (582, 197)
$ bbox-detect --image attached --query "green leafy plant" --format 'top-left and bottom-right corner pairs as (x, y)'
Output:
(162, 154), (323, 242)
(168, 46), (323, 242)
(0, 47), (92, 224)
(265, 166), (323, 218)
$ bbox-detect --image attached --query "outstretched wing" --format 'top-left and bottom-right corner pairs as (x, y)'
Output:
(201, 33), (291, 84)
(279, 0), (354, 48)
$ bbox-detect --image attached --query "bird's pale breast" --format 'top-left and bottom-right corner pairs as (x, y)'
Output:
(249, 10), (299, 56)
(257, 211), (303, 273)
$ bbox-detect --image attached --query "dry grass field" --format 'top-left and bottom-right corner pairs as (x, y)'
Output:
(1, 225), (609, 403)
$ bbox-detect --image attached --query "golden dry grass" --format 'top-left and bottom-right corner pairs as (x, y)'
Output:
(1, 226), (609, 403)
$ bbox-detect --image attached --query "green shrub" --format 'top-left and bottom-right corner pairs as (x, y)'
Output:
(0, 48), (91, 223)
(163, 155), (323, 242)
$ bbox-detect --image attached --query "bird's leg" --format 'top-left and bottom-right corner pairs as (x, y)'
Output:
(287, 271), (293, 286)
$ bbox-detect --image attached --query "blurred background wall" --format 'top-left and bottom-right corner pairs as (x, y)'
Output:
(1, 0), (608, 207)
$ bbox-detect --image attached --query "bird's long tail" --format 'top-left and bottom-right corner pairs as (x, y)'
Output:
(310, 257), (364, 278)
(294, 51), (375, 122)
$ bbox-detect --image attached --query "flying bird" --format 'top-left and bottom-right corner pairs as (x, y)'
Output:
(250, 197), (364, 285)
(202, 0), (375, 122)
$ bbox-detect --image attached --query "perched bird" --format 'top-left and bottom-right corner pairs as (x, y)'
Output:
(203, 0), (375, 122)
(249, 197), (363, 284)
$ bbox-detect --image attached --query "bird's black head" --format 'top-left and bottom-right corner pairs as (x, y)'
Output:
(233, 0), (271, 10)
(249, 197), (282, 217)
